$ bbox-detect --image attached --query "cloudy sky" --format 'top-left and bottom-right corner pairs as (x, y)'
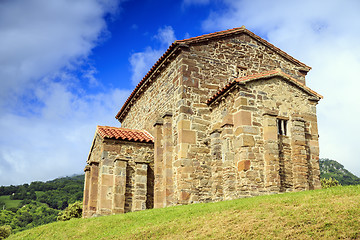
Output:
(0, 0), (359, 186)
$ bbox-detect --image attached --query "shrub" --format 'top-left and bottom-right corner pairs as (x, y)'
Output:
(321, 177), (341, 188)
(0, 225), (12, 239)
(57, 201), (82, 221)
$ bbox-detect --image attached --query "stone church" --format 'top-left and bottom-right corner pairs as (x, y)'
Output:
(82, 26), (322, 218)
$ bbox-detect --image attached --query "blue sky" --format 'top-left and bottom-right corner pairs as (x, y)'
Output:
(0, 0), (359, 186)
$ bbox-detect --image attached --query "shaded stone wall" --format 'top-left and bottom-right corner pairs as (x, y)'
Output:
(120, 54), (182, 133)
(208, 77), (321, 200)
(83, 135), (154, 217)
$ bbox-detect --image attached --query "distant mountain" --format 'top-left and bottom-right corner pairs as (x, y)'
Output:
(320, 158), (360, 186)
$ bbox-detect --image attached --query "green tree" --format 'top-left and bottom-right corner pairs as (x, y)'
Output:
(57, 201), (82, 221)
(28, 189), (37, 200)
(0, 210), (15, 225)
(0, 225), (11, 239)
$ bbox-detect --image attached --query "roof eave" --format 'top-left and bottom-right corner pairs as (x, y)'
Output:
(115, 42), (185, 122)
(207, 70), (322, 106)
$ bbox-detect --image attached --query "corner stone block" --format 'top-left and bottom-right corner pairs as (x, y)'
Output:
(221, 114), (234, 127)
(178, 119), (191, 131)
(241, 135), (255, 147)
(178, 143), (189, 158)
(179, 129), (196, 144)
(234, 111), (252, 127)
(235, 97), (248, 108)
(263, 126), (277, 141)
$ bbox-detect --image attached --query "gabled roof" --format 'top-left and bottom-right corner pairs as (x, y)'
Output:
(115, 26), (311, 122)
(207, 69), (323, 105)
(97, 125), (154, 143)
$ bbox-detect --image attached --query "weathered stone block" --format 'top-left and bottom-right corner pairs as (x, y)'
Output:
(235, 97), (247, 108)
(238, 160), (251, 171)
(178, 143), (189, 158)
(234, 111), (252, 126)
(241, 135), (255, 147)
(263, 126), (277, 141)
(178, 120), (191, 131)
(178, 129), (196, 144)
(221, 114), (233, 126)
(101, 174), (113, 186)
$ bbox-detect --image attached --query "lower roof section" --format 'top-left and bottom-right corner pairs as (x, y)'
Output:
(207, 69), (323, 105)
(97, 125), (154, 143)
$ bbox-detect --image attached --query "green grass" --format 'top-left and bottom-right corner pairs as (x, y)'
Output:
(8, 185), (360, 240)
(0, 195), (21, 209)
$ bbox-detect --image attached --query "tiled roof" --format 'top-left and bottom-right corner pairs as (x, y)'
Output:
(97, 126), (154, 143)
(115, 26), (311, 122)
(207, 69), (323, 105)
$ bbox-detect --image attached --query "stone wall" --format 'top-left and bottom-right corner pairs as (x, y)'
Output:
(208, 77), (320, 200)
(83, 134), (154, 217)
(120, 54), (182, 133)
(171, 32), (313, 205)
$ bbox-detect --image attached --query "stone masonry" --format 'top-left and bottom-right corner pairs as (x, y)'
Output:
(83, 26), (322, 217)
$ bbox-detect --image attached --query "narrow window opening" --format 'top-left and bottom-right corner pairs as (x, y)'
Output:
(277, 119), (287, 136)
(237, 66), (248, 78)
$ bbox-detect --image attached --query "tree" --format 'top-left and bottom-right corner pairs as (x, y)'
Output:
(57, 201), (82, 221)
(0, 210), (15, 225)
(28, 189), (37, 200)
(0, 200), (5, 210)
(0, 225), (11, 239)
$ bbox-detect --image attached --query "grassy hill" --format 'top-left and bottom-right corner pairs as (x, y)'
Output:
(0, 196), (21, 210)
(8, 185), (360, 240)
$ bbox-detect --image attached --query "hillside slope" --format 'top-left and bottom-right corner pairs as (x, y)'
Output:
(320, 158), (360, 185)
(8, 185), (360, 240)
(0, 174), (84, 233)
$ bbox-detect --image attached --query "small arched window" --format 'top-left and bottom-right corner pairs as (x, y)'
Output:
(277, 119), (287, 136)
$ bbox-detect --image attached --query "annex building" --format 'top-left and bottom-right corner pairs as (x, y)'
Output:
(82, 26), (322, 217)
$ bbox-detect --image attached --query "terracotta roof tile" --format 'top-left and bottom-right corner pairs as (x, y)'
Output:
(97, 126), (154, 143)
(116, 26), (312, 122)
(207, 69), (323, 105)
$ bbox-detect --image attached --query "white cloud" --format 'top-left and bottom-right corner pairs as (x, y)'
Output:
(154, 26), (177, 47)
(0, 0), (116, 100)
(129, 26), (176, 85)
(0, 0), (130, 185)
(129, 48), (164, 86)
(0, 85), (130, 185)
(201, 0), (360, 177)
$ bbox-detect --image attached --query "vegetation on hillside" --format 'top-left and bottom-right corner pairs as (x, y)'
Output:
(0, 175), (84, 210)
(0, 175), (84, 234)
(0, 201), (59, 234)
(319, 158), (360, 185)
(320, 177), (341, 189)
(57, 201), (82, 221)
(7, 185), (360, 240)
